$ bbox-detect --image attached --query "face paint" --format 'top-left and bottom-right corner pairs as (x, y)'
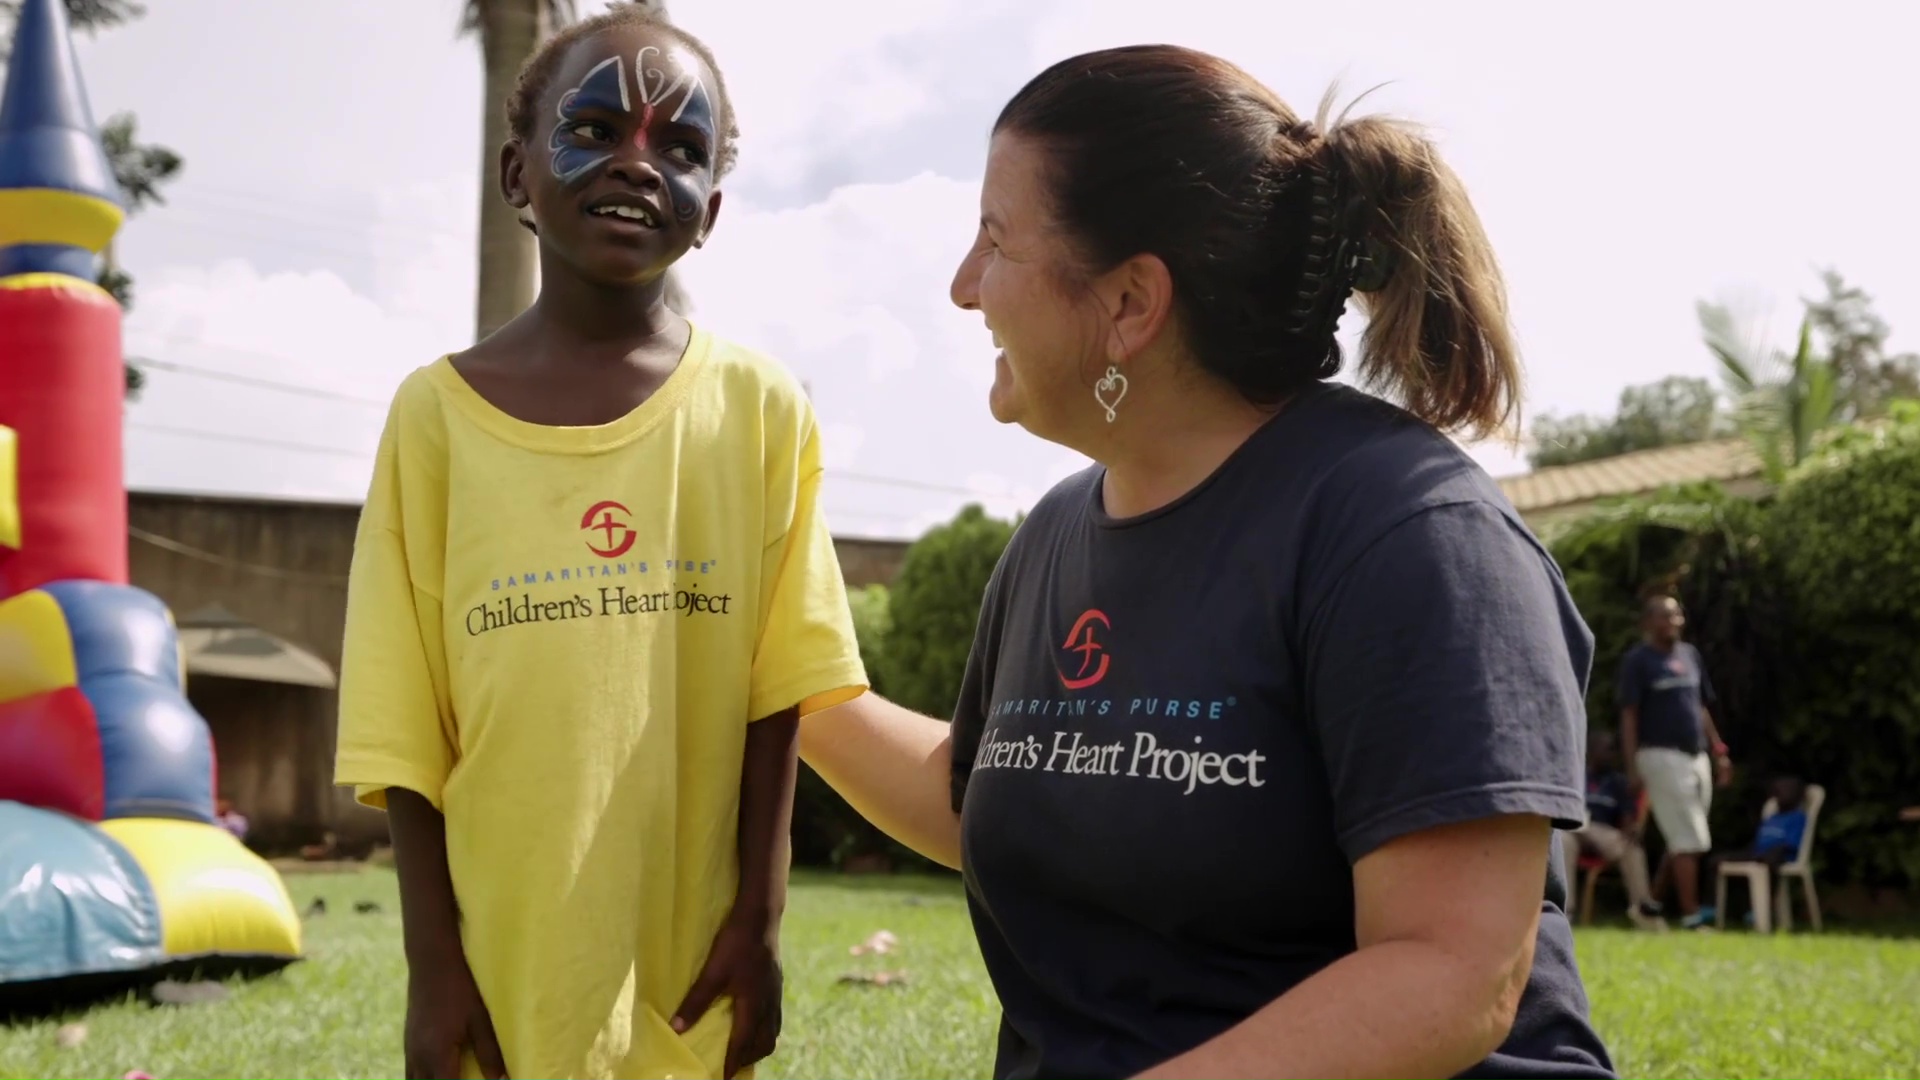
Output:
(634, 45), (717, 222)
(543, 38), (718, 230)
(549, 55), (630, 186)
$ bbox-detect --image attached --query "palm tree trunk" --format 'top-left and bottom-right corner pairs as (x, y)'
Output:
(472, 0), (551, 342)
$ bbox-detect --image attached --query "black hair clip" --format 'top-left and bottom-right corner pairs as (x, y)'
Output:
(1349, 235), (1395, 293)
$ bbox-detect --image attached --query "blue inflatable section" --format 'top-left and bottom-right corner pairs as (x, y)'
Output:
(44, 580), (182, 689)
(0, 801), (162, 983)
(43, 581), (213, 823)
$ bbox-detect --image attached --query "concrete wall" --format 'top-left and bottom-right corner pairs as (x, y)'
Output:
(126, 491), (911, 851)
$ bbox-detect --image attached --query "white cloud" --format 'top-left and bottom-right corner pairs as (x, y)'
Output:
(122, 173), (477, 503)
(102, 0), (1920, 537)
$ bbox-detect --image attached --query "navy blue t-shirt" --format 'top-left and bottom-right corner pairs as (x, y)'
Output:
(1586, 771), (1630, 829)
(1617, 642), (1715, 754)
(949, 383), (1615, 1079)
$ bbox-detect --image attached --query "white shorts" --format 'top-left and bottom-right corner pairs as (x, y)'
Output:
(1636, 747), (1713, 855)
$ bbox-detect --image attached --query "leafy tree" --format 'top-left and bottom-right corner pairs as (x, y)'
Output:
(1803, 269), (1920, 422)
(0, 0), (183, 398)
(1529, 376), (1725, 468)
(877, 504), (1017, 719)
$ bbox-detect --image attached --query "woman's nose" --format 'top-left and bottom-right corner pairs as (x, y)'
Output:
(950, 249), (982, 311)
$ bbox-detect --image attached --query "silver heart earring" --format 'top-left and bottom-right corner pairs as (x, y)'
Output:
(1094, 365), (1128, 423)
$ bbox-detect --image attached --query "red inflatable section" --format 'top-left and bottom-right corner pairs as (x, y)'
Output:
(0, 685), (105, 820)
(0, 277), (126, 594)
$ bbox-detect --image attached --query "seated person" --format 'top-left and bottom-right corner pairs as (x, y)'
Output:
(1698, 775), (1808, 926)
(1573, 731), (1661, 927)
(1713, 775), (1809, 873)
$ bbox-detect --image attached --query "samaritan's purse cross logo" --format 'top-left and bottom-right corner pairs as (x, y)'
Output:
(581, 500), (637, 558)
(1058, 609), (1111, 690)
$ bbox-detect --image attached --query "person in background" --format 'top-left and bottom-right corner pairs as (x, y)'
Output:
(1709, 776), (1809, 876)
(1571, 731), (1661, 929)
(1699, 775), (1809, 925)
(215, 797), (249, 842)
(1619, 595), (1732, 931)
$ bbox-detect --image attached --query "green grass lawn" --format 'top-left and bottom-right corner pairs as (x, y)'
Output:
(3, 868), (1916, 1079)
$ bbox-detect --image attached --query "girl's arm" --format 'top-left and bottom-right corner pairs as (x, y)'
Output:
(672, 709), (803, 1079)
(735, 709), (801, 925)
(388, 788), (464, 972)
(388, 788), (508, 1080)
(798, 693), (963, 870)
(1134, 815), (1549, 1080)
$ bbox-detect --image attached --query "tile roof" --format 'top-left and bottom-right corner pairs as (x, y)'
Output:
(1496, 437), (1762, 514)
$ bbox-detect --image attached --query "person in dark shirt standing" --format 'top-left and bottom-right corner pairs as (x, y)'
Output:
(1619, 595), (1732, 930)
(798, 43), (1614, 1080)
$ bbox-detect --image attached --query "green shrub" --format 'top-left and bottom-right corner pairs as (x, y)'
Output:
(790, 504), (1016, 875)
(791, 582), (925, 871)
(846, 583), (891, 698)
(1760, 406), (1920, 884)
(877, 504), (1018, 719)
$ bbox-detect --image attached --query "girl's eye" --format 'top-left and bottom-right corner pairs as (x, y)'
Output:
(665, 144), (709, 167)
(571, 122), (612, 142)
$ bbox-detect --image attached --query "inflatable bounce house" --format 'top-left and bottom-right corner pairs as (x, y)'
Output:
(0, 0), (301, 1011)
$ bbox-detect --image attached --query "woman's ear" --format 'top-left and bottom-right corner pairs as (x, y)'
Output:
(1102, 251), (1176, 364)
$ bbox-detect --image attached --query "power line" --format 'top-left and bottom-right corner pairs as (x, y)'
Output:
(131, 357), (390, 408)
(129, 421), (373, 460)
(830, 471), (999, 498)
(129, 409), (1013, 500)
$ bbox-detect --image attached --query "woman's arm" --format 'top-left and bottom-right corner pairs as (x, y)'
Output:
(1135, 814), (1549, 1080)
(797, 692), (963, 869)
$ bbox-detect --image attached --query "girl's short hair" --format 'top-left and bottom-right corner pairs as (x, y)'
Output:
(504, 2), (740, 179)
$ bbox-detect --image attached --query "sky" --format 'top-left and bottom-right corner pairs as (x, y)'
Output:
(44, 0), (1920, 540)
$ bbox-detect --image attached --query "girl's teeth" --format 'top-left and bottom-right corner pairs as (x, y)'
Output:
(596, 206), (653, 224)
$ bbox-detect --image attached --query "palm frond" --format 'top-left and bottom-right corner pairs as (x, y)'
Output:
(1698, 300), (1770, 395)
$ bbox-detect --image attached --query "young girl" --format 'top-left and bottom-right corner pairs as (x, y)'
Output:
(333, 9), (866, 1079)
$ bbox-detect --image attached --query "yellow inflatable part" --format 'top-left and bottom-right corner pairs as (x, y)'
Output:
(0, 271), (115, 300)
(0, 589), (78, 699)
(98, 818), (303, 961)
(0, 188), (124, 253)
(0, 424), (17, 551)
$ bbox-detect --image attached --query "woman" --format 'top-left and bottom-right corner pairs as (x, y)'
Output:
(803, 44), (1615, 1080)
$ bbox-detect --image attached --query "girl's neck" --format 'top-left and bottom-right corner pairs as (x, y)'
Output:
(530, 257), (680, 351)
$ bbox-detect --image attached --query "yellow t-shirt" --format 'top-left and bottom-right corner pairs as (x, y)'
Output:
(333, 325), (867, 1080)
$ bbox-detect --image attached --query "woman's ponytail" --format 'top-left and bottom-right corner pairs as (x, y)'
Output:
(1318, 94), (1522, 441)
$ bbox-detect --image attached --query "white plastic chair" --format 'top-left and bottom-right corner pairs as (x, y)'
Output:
(1714, 783), (1825, 933)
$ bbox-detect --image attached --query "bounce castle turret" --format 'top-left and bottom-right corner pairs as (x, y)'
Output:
(0, 0), (299, 1008)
